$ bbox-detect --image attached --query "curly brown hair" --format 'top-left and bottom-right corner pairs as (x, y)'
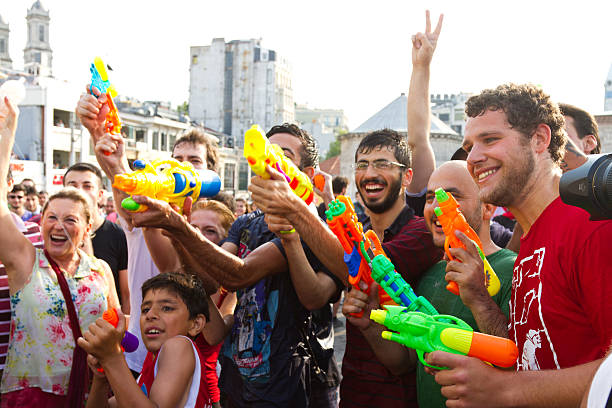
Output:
(465, 84), (566, 165)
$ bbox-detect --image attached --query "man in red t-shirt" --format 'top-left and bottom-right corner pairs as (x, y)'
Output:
(426, 83), (612, 407)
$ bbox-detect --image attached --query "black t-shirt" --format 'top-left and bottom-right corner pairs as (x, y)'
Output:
(220, 210), (339, 407)
(91, 219), (128, 300)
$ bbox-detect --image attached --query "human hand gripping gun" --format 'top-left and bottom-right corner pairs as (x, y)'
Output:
(112, 158), (221, 213)
(370, 306), (518, 369)
(326, 195), (438, 318)
(434, 188), (501, 296)
(97, 308), (139, 373)
(243, 124), (316, 205)
(89, 57), (121, 154)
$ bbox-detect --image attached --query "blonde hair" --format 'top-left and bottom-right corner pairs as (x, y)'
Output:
(192, 200), (235, 237)
(42, 187), (92, 224)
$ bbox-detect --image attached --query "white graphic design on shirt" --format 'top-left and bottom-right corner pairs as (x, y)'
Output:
(511, 247), (560, 370)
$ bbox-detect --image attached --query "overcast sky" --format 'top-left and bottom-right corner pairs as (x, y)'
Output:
(2, 0), (612, 129)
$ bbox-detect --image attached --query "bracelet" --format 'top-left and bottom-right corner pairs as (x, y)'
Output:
(280, 228), (296, 235)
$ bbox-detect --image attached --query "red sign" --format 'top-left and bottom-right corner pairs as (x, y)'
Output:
(52, 174), (63, 185)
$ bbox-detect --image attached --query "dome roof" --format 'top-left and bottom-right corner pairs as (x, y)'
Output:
(352, 93), (458, 136)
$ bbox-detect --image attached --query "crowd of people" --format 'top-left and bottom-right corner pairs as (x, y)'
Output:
(0, 9), (610, 408)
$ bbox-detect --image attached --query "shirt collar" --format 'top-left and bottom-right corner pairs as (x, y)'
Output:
(363, 204), (415, 239)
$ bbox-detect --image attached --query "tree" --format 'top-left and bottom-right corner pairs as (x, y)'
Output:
(324, 129), (346, 160)
(177, 101), (189, 115)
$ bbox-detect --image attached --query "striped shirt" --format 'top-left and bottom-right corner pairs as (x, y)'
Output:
(0, 219), (44, 379)
(340, 205), (443, 408)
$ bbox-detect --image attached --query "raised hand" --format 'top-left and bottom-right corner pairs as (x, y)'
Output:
(249, 164), (299, 217)
(75, 84), (110, 142)
(445, 230), (490, 309)
(412, 10), (444, 67)
(0, 97), (18, 144)
(342, 281), (380, 331)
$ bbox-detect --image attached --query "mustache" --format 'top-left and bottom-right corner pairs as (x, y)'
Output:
(359, 178), (387, 189)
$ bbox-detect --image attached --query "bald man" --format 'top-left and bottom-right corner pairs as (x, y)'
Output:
(342, 161), (516, 408)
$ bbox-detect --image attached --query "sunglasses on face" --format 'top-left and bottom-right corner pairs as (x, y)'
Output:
(8, 195), (24, 199)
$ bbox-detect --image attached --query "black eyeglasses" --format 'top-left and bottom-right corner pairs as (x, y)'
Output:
(8, 195), (25, 199)
(353, 159), (406, 171)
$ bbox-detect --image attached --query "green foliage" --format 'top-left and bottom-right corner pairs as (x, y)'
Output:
(324, 129), (346, 160)
(177, 101), (189, 115)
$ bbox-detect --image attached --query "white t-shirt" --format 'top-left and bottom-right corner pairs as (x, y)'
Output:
(119, 217), (160, 373)
(587, 352), (612, 408)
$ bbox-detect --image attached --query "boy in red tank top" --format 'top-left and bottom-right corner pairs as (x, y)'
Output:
(80, 272), (213, 408)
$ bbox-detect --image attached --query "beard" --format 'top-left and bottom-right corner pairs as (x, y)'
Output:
(480, 149), (535, 208)
(358, 175), (403, 215)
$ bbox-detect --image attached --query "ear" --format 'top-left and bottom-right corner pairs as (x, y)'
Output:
(401, 167), (414, 188)
(188, 313), (206, 337)
(302, 166), (315, 180)
(532, 124), (552, 155)
(581, 134), (598, 154)
(97, 188), (105, 204)
(481, 203), (497, 221)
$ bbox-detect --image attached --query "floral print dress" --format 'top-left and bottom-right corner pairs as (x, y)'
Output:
(0, 248), (109, 396)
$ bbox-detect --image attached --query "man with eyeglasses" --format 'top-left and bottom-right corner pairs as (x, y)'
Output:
(336, 12), (445, 407)
(7, 183), (33, 221)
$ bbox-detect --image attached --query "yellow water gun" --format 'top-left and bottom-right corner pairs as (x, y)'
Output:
(243, 124), (315, 205)
(112, 158), (221, 213)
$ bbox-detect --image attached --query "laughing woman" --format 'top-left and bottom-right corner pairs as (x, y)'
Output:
(0, 98), (120, 407)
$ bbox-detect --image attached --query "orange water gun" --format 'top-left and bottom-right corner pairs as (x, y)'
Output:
(325, 195), (445, 319)
(243, 125), (315, 205)
(434, 188), (500, 296)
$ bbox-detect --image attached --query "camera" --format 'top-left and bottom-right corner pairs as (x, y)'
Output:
(559, 153), (612, 220)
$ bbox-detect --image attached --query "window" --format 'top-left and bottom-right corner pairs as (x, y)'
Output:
(224, 163), (235, 190)
(152, 131), (159, 150)
(161, 132), (167, 151)
(169, 134), (177, 150)
(135, 128), (146, 143)
(121, 125), (134, 140)
(34, 52), (41, 63)
(39, 25), (44, 42)
(238, 162), (249, 190)
(0, 39), (5, 54)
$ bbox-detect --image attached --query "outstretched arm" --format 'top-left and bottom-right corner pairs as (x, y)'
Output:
(0, 98), (35, 293)
(407, 10), (443, 193)
(249, 166), (349, 285)
(128, 195), (287, 291)
(427, 352), (603, 408)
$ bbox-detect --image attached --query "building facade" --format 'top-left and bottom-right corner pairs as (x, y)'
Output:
(605, 63), (612, 112)
(189, 38), (294, 148)
(0, 14), (12, 70)
(295, 104), (348, 157)
(430, 92), (471, 136)
(1, 2), (247, 196)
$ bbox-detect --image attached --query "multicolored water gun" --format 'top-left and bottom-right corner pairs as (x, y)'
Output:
(370, 306), (518, 369)
(434, 188), (501, 296)
(243, 124), (315, 205)
(89, 57), (121, 138)
(112, 158), (221, 214)
(97, 308), (138, 372)
(326, 195), (438, 318)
